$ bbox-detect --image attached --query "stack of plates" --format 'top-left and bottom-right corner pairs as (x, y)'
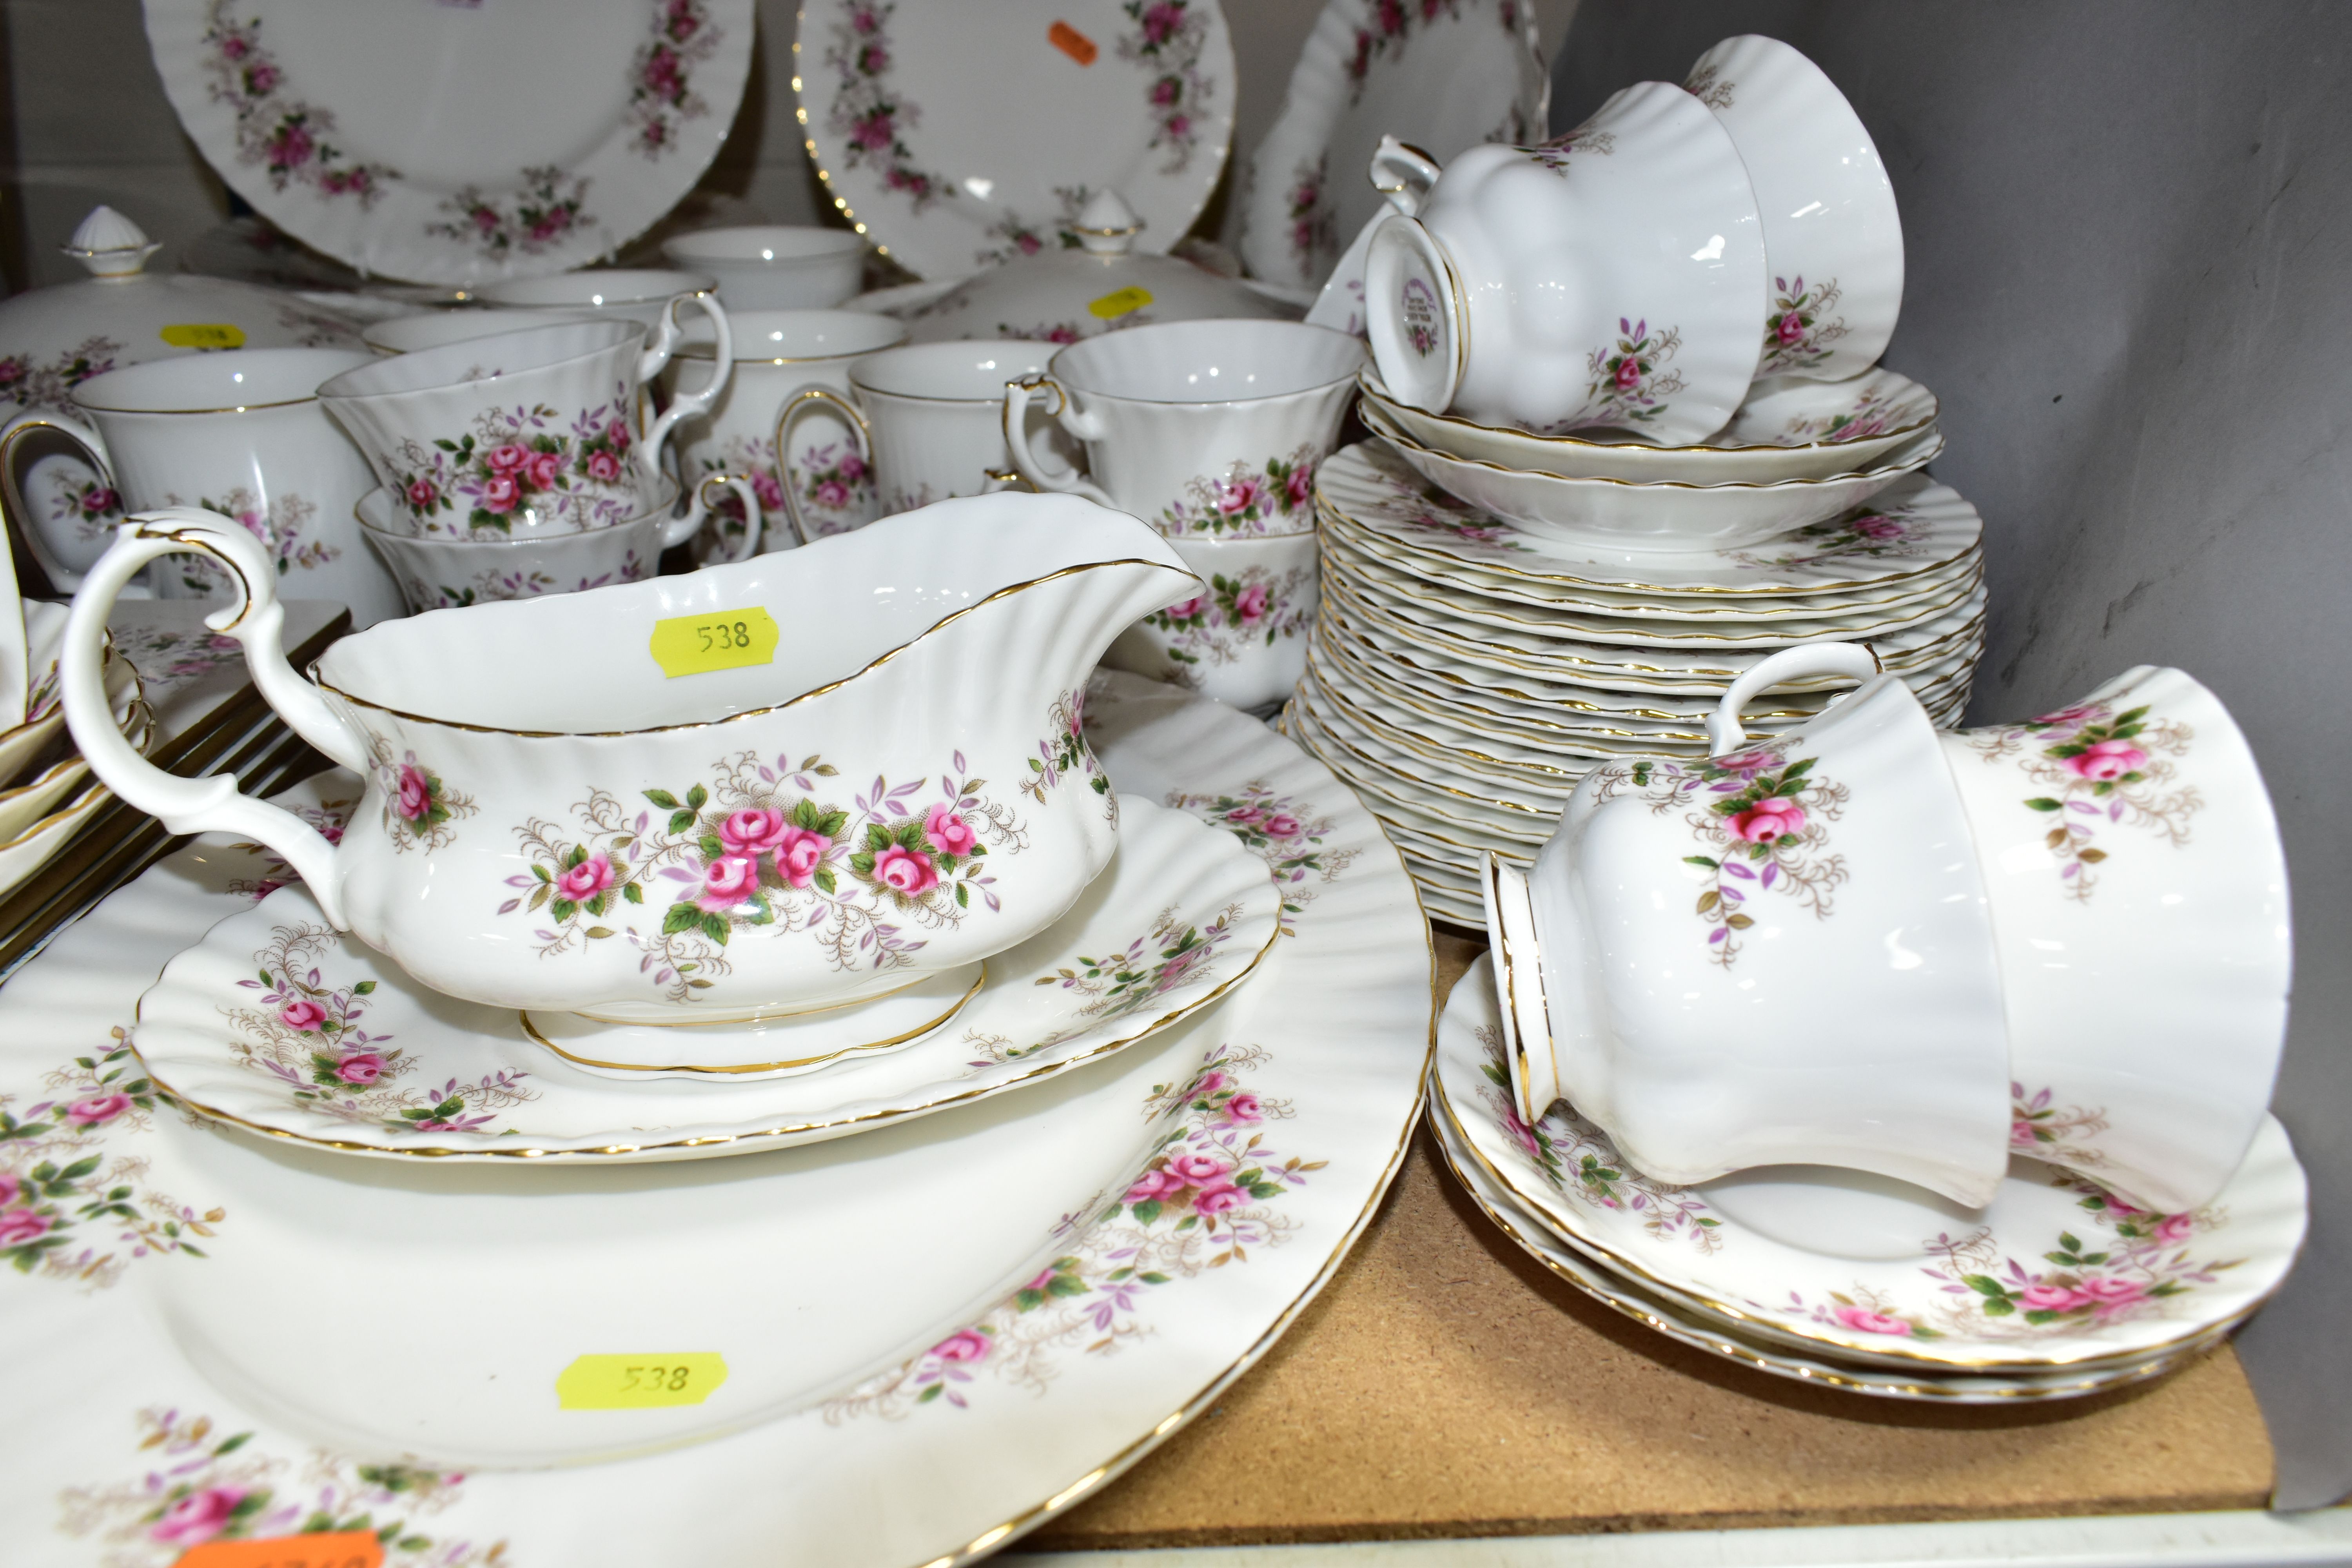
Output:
(1287, 441), (1987, 925)
(1432, 955), (2308, 1402)
(0, 600), (152, 904)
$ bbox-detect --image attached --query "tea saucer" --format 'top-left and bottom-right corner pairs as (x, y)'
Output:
(1425, 1045), (2233, 1403)
(1435, 956), (2308, 1371)
(131, 798), (1282, 1161)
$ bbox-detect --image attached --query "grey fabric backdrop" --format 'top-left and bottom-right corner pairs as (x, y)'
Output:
(1555, 0), (2352, 1510)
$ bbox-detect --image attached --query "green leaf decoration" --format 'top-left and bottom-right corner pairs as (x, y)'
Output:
(643, 789), (680, 809)
(2024, 797), (2063, 811)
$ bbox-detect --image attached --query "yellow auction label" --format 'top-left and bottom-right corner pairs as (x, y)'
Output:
(556, 1353), (730, 1410)
(1087, 285), (1154, 320)
(159, 322), (247, 349)
(648, 606), (780, 678)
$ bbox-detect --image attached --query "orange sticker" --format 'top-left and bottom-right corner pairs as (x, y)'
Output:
(1048, 20), (1098, 65)
(174, 1532), (385, 1568)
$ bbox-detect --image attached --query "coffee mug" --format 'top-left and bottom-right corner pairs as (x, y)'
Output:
(662, 227), (867, 311)
(0, 347), (404, 624)
(60, 494), (1196, 1024)
(1485, 642), (2013, 1207)
(1365, 81), (1766, 442)
(773, 342), (1058, 528)
(359, 474), (760, 614)
(661, 308), (908, 555)
(1940, 666), (2290, 1215)
(1103, 529), (1318, 712)
(1001, 319), (1365, 539)
(475, 268), (721, 330)
(1684, 34), (1904, 383)
(317, 316), (730, 540)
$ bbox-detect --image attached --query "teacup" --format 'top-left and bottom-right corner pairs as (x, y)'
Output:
(661, 309), (909, 555)
(0, 347), (404, 624)
(1000, 320), (1365, 539)
(61, 494), (1198, 1024)
(1485, 642), (2013, 1207)
(1365, 81), (1767, 443)
(362, 309), (604, 357)
(1939, 666), (2290, 1215)
(662, 227), (867, 311)
(359, 474), (761, 615)
(1684, 35), (1904, 383)
(775, 342), (1059, 522)
(317, 317), (730, 541)
(1103, 530), (1318, 712)
(476, 268), (721, 330)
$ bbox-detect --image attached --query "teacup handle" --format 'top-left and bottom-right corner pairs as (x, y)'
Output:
(773, 385), (873, 546)
(0, 405), (118, 591)
(61, 510), (369, 926)
(667, 472), (762, 562)
(639, 291), (734, 462)
(1706, 642), (1882, 754)
(1001, 374), (1112, 507)
(1369, 136), (1441, 218)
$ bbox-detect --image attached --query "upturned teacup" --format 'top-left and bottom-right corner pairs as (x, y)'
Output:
(661, 227), (867, 311)
(0, 347), (404, 624)
(476, 268), (722, 330)
(359, 475), (761, 615)
(1001, 320), (1365, 539)
(661, 309), (908, 553)
(1485, 643), (2013, 1207)
(60, 494), (1198, 1024)
(1365, 81), (1767, 442)
(318, 317), (730, 541)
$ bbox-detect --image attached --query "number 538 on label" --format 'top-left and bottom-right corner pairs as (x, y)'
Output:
(648, 607), (780, 678)
(556, 1352), (730, 1409)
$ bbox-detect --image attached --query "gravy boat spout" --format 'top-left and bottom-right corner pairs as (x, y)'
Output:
(62, 493), (1200, 1023)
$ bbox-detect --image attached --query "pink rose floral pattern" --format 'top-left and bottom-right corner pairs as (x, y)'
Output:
(1283, 154), (1334, 274)
(58, 1408), (503, 1567)
(1023, 687), (1113, 807)
(1755, 274), (1849, 378)
(225, 920), (537, 1137)
(1588, 742), (1851, 967)
(200, 0), (399, 207)
(827, 1044), (1314, 1416)
(158, 488), (336, 600)
(384, 395), (640, 535)
(0, 1031), (220, 1290)
(1554, 317), (1686, 434)
(229, 795), (356, 904)
(1154, 445), (1321, 537)
(823, 2), (952, 213)
(1773, 382), (1922, 446)
(0, 334), (123, 411)
(391, 550), (651, 612)
(627, 0), (722, 157)
(1136, 563), (1314, 692)
(2012, 1080), (2116, 1184)
(1168, 782), (1360, 934)
(1471, 1024), (1722, 1251)
(1034, 902), (1247, 1021)
(367, 740), (475, 855)
(1729, 496), (1940, 572)
(1962, 698), (2199, 901)
(503, 717), (1082, 1005)
(428, 165), (596, 260)
(1118, 0), (1214, 172)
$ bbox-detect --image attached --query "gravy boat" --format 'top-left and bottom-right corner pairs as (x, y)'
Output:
(61, 495), (1198, 1024)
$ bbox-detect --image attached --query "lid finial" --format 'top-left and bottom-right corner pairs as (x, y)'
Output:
(62, 206), (159, 279)
(1070, 188), (1144, 257)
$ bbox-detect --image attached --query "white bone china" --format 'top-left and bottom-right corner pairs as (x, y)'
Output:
(662, 226), (868, 310)
(475, 268), (722, 328)
(361, 309), (605, 357)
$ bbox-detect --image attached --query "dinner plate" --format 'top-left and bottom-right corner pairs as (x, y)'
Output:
(1236, 0), (1546, 292)
(132, 799), (1278, 1161)
(1424, 1016), (2236, 1403)
(1318, 442), (1985, 597)
(0, 670), (1432, 1559)
(1436, 960), (2308, 1372)
(145, 0), (756, 286)
(795, 0), (1235, 278)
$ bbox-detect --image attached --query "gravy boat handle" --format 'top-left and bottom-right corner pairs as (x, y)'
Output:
(61, 510), (370, 926)
(1706, 641), (1882, 753)
(1002, 375), (1114, 507)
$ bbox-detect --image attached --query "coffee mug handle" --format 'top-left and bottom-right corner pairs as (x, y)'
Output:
(1002, 374), (1113, 507)
(1706, 642), (1883, 754)
(61, 510), (371, 926)
(0, 405), (118, 592)
(665, 473), (762, 562)
(773, 385), (872, 547)
(639, 292), (733, 461)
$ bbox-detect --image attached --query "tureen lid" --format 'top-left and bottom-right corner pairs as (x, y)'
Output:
(856, 189), (1299, 346)
(0, 207), (363, 412)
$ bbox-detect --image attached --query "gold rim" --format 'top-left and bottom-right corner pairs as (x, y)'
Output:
(1289, 689), (1558, 819)
(135, 888), (1284, 1161)
(1425, 1080), (2228, 1399)
(521, 964), (987, 1074)
(314, 557), (1191, 738)
(1303, 648), (1596, 783)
